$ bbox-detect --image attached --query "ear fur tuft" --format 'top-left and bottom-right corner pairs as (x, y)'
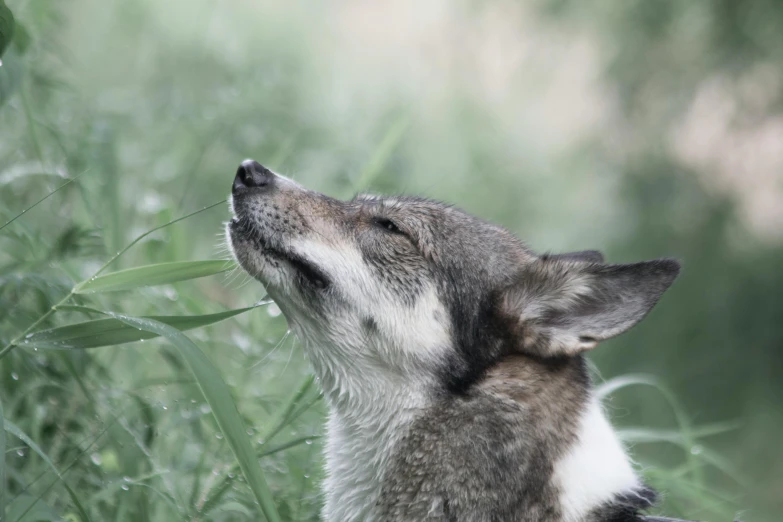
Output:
(498, 257), (680, 357)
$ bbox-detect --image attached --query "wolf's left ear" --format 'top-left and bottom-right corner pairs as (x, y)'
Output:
(498, 258), (680, 357)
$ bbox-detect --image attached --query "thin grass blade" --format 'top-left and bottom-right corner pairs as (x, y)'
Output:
(618, 421), (741, 444)
(354, 114), (409, 191)
(0, 397), (5, 518)
(6, 493), (60, 522)
(0, 0), (14, 60)
(23, 306), (260, 349)
(200, 435), (321, 516)
(106, 313), (281, 522)
(0, 171), (88, 233)
(4, 420), (92, 522)
(74, 260), (236, 294)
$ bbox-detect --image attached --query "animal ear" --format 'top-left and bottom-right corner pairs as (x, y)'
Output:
(543, 250), (604, 264)
(498, 258), (680, 357)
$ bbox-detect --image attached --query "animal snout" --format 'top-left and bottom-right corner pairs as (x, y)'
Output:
(233, 159), (275, 193)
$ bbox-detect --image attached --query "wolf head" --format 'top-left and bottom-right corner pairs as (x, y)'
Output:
(228, 160), (679, 400)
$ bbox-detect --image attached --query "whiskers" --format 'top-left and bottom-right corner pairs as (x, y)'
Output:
(251, 329), (292, 370)
(215, 225), (255, 288)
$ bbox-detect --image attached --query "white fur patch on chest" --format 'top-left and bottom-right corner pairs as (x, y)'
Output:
(321, 390), (428, 522)
(554, 398), (640, 522)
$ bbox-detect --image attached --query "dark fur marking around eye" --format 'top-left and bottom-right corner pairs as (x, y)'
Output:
(374, 217), (405, 235)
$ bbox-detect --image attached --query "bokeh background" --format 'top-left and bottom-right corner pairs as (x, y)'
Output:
(1, 1), (782, 521)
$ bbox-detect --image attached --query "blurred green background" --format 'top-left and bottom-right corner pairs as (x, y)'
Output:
(1, 0), (781, 521)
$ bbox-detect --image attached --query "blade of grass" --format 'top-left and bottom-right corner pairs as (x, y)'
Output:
(106, 313), (281, 522)
(199, 389), (322, 516)
(6, 408), (124, 522)
(0, 397), (5, 519)
(74, 260), (236, 294)
(22, 306), (261, 349)
(0, 170), (88, 232)
(4, 420), (92, 522)
(0, 199), (225, 359)
(260, 375), (315, 445)
(595, 373), (704, 486)
(6, 493), (60, 522)
(200, 435), (320, 516)
(0, 1), (16, 59)
(353, 114), (409, 192)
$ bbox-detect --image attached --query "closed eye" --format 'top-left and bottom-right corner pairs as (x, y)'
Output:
(374, 217), (405, 236)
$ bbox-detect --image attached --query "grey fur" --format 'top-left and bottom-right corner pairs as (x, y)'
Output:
(227, 161), (681, 522)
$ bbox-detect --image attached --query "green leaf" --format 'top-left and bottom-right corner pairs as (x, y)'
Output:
(107, 313), (281, 522)
(0, 44), (23, 108)
(5, 494), (60, 522)
(23, 306), (261, 349)
(0, 0), (15, 60)
(74, 260), (236, 294)
(0, 397), (5, 519)
(12, 21), (29, 54)
(4, 420), (92, 522)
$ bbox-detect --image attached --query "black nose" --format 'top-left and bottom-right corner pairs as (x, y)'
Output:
(233, 160), (275, 192)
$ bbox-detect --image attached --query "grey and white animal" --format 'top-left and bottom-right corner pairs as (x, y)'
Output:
(227, 160), (683, 522)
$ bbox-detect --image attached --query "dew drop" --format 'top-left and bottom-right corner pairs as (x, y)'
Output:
(0, 59), (3, 67)
(215, 433), (223, 440)
(11, 372), (18, 380)
(690, 445), (703, 455)
(90, 453), (102, 466)
(123, 476), (132, 482)
(267, 303), (282, 317)
(305, 439), (313, 445)
(121, 484), (130, 491)
(16, 449), (25, 457)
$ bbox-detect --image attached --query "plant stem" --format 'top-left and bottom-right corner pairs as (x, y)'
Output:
(0, 200), (226, 359)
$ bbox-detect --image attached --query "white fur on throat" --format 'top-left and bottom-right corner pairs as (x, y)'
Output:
(554, 398), (640, 522)
(283, 239), (450, 522)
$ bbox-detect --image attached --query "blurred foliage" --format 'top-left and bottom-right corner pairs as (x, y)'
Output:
(1, 0), (781, 521)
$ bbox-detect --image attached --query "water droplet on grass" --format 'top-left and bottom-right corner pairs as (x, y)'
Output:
(121, 484), (130, 491)
(90, 453), (102, 466)
(11, 372), (18, 380)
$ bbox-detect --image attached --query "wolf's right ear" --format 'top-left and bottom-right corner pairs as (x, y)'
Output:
(496, 257), (680, 357)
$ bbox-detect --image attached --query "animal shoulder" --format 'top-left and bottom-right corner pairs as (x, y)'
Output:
(378, 356), (590, 522)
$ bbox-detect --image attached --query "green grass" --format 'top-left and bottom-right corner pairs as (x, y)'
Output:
(0, 123), (743, 522)
(0, 0), (766, 520)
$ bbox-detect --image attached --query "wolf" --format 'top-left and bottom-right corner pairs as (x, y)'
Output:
(227, 159), (682, 522)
